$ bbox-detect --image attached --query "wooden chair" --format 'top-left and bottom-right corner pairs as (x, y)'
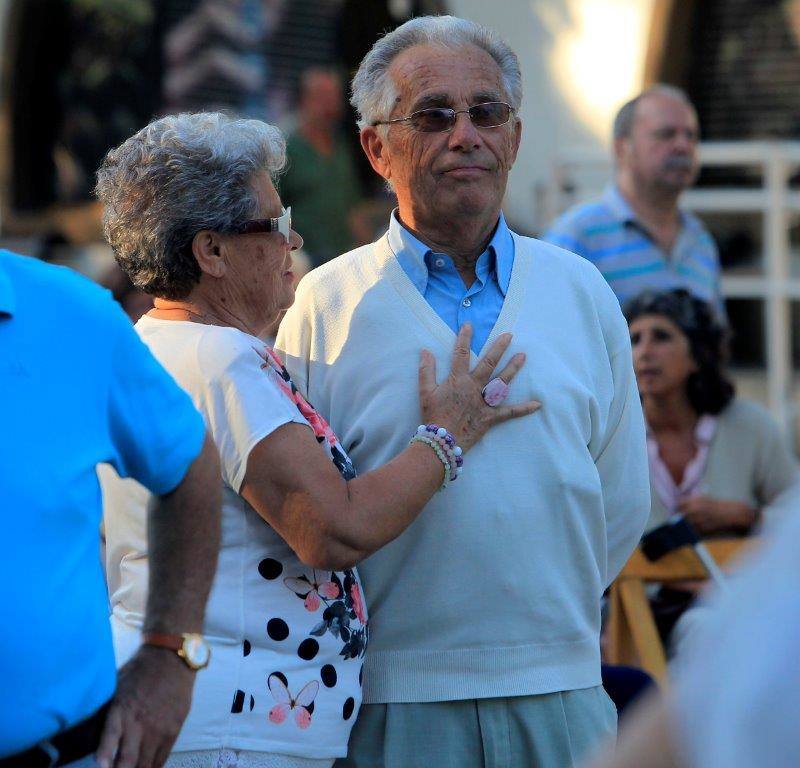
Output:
(606, 538), (754, 685)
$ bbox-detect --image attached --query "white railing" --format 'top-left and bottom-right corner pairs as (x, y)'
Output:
(549, 141), (800, 440)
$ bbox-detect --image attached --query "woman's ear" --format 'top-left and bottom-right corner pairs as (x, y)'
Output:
(192, 230), (226, 278)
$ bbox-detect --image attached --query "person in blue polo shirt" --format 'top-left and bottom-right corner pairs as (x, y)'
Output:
(0, 250), (221, 768)
(545, 84), (724, 319)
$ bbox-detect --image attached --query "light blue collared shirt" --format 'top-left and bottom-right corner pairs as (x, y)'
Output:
(389, 211), (515, 354)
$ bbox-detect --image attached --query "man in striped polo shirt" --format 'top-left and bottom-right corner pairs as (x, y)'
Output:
(545, 84), (724, 318)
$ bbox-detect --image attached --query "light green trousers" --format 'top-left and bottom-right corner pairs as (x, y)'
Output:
(335, 687), (616, 768)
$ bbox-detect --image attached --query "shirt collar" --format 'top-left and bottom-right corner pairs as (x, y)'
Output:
(0, 255), (15, 317)
(694, 414), (718, 444)
(604, 183), (695, 231)
(387, 209), (513, 296)
(603, 184), (637, 224)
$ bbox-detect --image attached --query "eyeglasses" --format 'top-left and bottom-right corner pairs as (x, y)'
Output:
(373, 101), (514, 133)
(236, 206), (293, 242)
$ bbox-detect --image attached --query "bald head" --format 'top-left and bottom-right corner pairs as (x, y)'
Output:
(613, 85), (695, 141)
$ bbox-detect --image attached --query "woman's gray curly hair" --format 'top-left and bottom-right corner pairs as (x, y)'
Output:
(350, 15), (522, 130)
(96, 112), (286, 300)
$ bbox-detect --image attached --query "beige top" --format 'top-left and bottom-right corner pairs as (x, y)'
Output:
(646, 398), (800, 533)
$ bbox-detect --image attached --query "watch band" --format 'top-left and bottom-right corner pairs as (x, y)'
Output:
(142, 632), (183, 651)
(142, 631), (211, 670)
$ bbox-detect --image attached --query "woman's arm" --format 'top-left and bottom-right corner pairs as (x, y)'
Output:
(241, 325), (540, 569)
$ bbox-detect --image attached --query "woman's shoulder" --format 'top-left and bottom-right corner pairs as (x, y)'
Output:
(138, 317), (277, 386)
(717, 397), (780, 436)
(188, 324), (269, 376)
(719, 397), (773, 424)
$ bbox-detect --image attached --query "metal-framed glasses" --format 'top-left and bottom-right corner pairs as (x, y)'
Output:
(373, 101), (514, 133)
(236, 206), (292, 242)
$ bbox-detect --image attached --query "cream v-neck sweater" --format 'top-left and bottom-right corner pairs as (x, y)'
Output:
(276, 232), (650, 703)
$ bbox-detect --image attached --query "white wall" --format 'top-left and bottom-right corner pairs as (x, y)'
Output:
(447, 0), (655, 232)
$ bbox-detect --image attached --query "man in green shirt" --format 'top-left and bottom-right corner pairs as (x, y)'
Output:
(280, 68), (364, 267)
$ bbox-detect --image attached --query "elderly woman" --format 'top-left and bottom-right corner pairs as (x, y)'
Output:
(96, 112), (538, 768)
(625, 289), (799, 648)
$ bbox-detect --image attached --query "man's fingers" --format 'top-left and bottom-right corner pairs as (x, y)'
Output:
(153, 740), (175, 768)
(419, 349), (436, 398)
(450, 324), (473, 374)
(95, 707), (123, 768)
(134, 731), (161, 768)
(472, 332), (512, 383)
(115, 719), (143, 768)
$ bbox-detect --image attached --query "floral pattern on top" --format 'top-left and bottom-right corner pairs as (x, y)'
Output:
(281, 568), (368, 660)
(256, 345), (356, 480)
(254, 344), (368, 661)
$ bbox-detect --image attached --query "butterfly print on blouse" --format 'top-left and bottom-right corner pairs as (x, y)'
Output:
(267, 674), (319, 729)
(284, 569), (341, 611)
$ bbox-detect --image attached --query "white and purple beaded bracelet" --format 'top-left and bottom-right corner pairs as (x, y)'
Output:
(410, 423), (464, 489)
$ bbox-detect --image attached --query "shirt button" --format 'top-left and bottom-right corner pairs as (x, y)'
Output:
(462, 298), (472, 308)
(434, 257), (445, 268)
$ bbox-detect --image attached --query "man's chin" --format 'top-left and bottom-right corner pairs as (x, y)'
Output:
(659, 170), (698, 193)
(433, 188), (502, 219)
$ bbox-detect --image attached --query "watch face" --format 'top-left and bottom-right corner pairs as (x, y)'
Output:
(182, 634), (211, 668)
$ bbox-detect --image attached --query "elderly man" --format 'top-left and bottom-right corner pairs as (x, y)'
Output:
(545, 85), (724, 317)
(0, 250), (220, 768)
(277, 15), (649, 767)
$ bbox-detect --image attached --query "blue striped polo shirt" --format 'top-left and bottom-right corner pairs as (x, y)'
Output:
(544, 185), (724, 316)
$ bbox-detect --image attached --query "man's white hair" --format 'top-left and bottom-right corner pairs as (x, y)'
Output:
(350, 15), (522, 130)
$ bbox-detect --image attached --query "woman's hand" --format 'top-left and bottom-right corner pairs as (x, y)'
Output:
(678, 495), (758, 535)
(418, 324), (541, 453)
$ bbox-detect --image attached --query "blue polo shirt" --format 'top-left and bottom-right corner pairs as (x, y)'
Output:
(390, 211), (514, 355)
(0, 251), (205, 756)
(544, 185), (724, 317)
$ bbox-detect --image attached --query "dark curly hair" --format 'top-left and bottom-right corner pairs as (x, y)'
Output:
(623, 289), (734, 415)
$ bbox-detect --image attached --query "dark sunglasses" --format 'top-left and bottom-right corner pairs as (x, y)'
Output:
(373, 101), (514, 133)
(235, 206), (292, 242)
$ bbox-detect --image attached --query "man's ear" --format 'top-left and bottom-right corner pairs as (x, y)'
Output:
(613, 136), (629, 166)
(360, 127), (392, 182)
(510, 118), (522, 164)
(192, 231), (226, 279)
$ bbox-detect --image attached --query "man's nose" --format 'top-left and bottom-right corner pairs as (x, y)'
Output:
(447, 111), (482, 150)
(673, 130), (696, 153)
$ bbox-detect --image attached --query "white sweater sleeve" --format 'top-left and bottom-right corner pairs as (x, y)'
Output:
(593, 316), (650, 586)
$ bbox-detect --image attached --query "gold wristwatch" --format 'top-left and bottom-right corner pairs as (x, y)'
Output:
(142, 632), (211, 670)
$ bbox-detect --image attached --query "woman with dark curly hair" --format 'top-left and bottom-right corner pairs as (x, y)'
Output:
(624, 289), (799, 649)
(625, 289), (797, 536)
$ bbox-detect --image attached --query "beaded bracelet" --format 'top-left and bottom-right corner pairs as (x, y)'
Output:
(410, 435), (452, 489)
(418, 424), (464, 480)
(409, 423), (464, 489)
